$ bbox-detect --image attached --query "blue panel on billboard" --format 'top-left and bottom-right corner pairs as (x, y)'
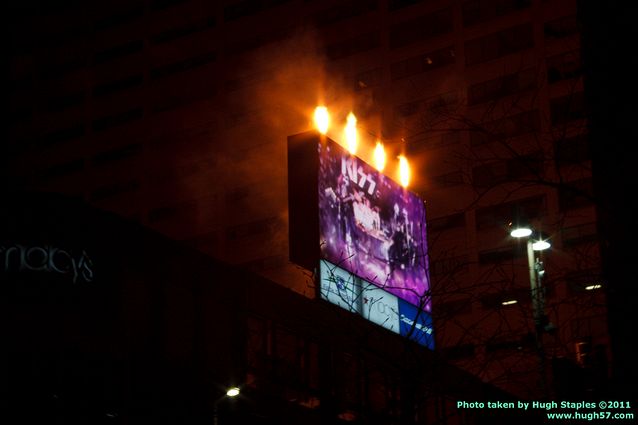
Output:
(398, 300), (434, 350)
(320, 260), (434, 350)
(318, 138), (431, 311)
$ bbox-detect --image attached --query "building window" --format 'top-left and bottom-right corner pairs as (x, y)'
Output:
(407, 132), (461, 153)
(93, 3), (144, 31)
(150, 51), (217, 79)
(224, 0), (292, 22)
(93, 40), (144, 64)
(390, 46), (455, 80)
(478, 245), (523, 264)
(334, 351), (361, 410)
(469, 110), (540, 146)
(226, 27), (293, 57)
(389, 8), (453, 49)
(92, 143), (141, 166)
(558, 178), (594, 211)
(431, 170), (465, 188)
(467, 68), (536, 105)
(246, 319), (320, 403)
(314, 0), (377, 27)
(225, 69), (274, 92)
(472, 151), (547, 189)
(388, 0), (427, 11)
(430, 255), (469, 276)
(39, 159), (84, 180)
(550, 92), (586, 125)
(150, 16), (216, 44)
(245, 314), (270, 382)
(437, 299), (473, 318)
(555, 134), (589, 166)
(93, 75), (144, 97)
(152, 83), (217, 113)
(462, 0), (531, 27)
(150, 0), (188, 11)
(426, 91), (459, 115)
(394, 101), (420, 118)
(428, 212), (466, 233)
(36, 124), (85, 147)
(475, 195), (545, 229)
(562, 222), (598, 249)
(485, 334), (534, 353)
(547, 50), (582, 83)
(465, 23), (533, 66)
(544, 15), (579, 39)
(92, 108), (143, 132)
(507, 151), (544, 181)
(472, 161), (508, 188)
(44, 90), (85, 112)
(327, 32), (380, 60)
(9, 106), (32, 124)
(90, 180), (139, 202)
(394, 91), (458, 119)
(354, 67), (382, 90)
(38, 56), (88, 80)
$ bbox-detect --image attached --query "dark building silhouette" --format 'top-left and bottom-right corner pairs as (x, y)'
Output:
(3, 192), (536, 424)
(5, 0), (621, 407)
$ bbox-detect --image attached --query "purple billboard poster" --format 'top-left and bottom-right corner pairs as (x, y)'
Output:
(318, 139), (431, 311)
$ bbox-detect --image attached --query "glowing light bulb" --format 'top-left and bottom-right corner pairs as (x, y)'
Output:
(345, 112), (357, 154)
(373, 141), (386, 172)
(398, 155), (410, 187)
(314, 106), (329, 135)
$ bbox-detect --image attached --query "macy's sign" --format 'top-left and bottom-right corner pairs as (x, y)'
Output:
(1, 243), (94, 284)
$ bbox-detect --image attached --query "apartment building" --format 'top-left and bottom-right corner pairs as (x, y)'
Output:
(6, 0), (607, 399)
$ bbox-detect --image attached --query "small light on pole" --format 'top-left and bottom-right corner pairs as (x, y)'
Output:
(509, 221), (551, 396)
(226, 387), (240, 397)
(214, 386), (241, 425)
(510, 227), (532, 238)
(532, 239), (551, 251)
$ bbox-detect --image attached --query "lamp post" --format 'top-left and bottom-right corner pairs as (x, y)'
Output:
(510, 223), (551, 397)
(213, 387), (240, 425)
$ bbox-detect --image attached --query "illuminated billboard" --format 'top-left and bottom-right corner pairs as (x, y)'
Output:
(320, 260), (434, 349)
(287, 131), (433, 349)
(318, 138), (431, 311)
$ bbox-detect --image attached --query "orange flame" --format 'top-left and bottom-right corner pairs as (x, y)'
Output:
(373, 141), (386, 172)
(314, 106), (329, 135)
(398, 155), (410, 188)
(344, 112), (357, 154)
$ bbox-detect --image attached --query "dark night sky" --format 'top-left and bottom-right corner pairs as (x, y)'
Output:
(579, 0), (638, 399)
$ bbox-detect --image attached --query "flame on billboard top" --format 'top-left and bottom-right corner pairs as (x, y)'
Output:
(318, 137), (430, 311)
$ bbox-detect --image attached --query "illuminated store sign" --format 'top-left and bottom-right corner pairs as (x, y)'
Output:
(1, 243), (94, 284)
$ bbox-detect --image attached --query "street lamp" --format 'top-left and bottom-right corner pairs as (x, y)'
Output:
(509, 223), (551, 329)
(213, 386), (240, 425)
(510, 222), (551, 396)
